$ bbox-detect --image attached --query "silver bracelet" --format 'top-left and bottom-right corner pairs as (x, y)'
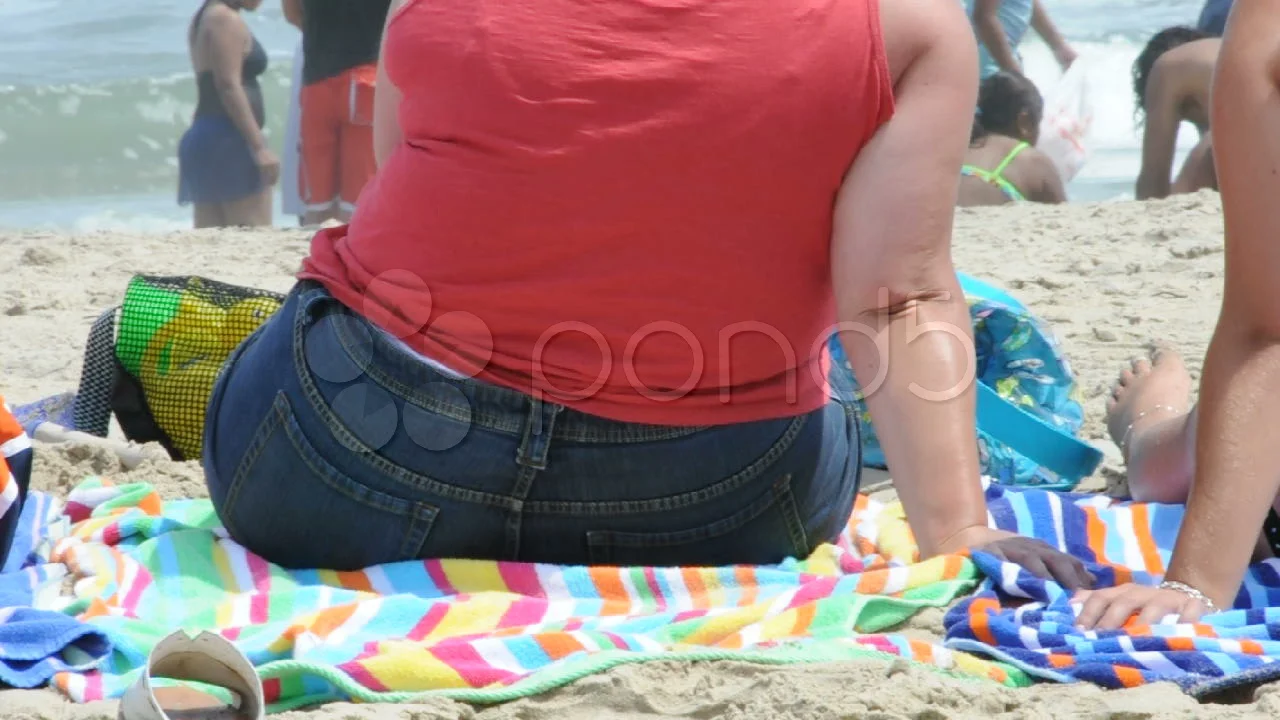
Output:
(1159, 580), (1220, 615)
(1119, 404), (1182, 455)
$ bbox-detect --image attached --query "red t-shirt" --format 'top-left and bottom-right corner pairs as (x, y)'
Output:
(300, 0), (895, 426)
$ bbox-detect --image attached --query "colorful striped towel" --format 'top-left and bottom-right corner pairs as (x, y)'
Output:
(1, 397), (35, 571)
(0, 488), (111, 689)
(0, 490), (71, 607)
(944, 483), (1280, 698)
(41, 477), (1027, 710)
(0, 606), (112, 689)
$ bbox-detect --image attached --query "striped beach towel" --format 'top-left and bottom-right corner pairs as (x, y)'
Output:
(0, 490), (68, 599)
(944, 483), (1280, 698)
(0, 417), (109, 689)
(41, 477), (1028, 710)
(0, 398), (34, 569)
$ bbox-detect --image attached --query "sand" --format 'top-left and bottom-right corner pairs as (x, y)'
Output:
(0, 190), (1274, 718)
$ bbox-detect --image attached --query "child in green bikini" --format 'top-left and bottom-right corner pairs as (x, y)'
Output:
(958, 71), (1067, 207)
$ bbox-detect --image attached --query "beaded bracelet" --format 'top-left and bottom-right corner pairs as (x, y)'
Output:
(1119, 404), (1182, 455)
(1159, 580), (1220, 615)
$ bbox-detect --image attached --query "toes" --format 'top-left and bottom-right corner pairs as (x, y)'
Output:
(1118, 367), (1135, 387)
(1131, 356), (1152, 375)
(1151, 344), (1182, 369)
(1150, 338), (1182, 358)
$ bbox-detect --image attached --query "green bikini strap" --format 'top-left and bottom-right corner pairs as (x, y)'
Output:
(992, 141), (1030, 177)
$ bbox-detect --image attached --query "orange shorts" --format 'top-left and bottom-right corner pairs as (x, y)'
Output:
(298, 64), (378, 214)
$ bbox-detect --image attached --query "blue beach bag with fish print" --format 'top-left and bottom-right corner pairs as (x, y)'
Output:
(829, 272), (1102, 491)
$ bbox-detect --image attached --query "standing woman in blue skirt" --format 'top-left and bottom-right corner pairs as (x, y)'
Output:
(178, 0), (279, 228)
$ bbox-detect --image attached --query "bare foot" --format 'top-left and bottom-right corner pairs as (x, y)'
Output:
(1106, 346), (1192, 461)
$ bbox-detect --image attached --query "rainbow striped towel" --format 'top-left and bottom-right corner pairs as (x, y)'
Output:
(39, 477), (1029, 709)
(1, 396), (35, 569)
(944, 483), (1280, 698)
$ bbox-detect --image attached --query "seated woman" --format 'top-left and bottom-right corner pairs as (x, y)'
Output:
(202, 0), (1088, 583)
(1078, 0), (1280, 628)
(958, 72), (1066, 206)
(1133, 26), (1220, 200)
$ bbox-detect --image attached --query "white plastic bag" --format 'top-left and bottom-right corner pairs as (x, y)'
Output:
(1037, 59), (1094, 183)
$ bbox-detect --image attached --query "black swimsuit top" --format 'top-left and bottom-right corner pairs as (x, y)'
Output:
(192, 4), (269, 128)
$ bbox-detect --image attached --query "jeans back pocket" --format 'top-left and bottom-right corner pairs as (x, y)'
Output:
(219, 392), (438, 571)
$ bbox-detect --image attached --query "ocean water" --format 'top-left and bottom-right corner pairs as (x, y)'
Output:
(0, 0), (1209, 233)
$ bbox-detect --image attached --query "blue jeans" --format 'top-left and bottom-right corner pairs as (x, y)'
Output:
(203, 282), (862, 570)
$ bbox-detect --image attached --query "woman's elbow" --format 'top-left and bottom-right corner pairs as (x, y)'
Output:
(975, 14), (1004, 40)
(839, 273), (962, 321)
(1218, 292), (1280, 346)
(213, 76), (242, 100)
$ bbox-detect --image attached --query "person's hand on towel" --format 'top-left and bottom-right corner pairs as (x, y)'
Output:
(1071, 583), (1210, 630)
(939, 526), (1097, 591)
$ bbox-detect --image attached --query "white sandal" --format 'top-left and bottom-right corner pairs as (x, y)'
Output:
(117, 630), (265, 720)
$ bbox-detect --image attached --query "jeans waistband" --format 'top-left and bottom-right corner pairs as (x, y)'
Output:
(293, 281), (791, 444)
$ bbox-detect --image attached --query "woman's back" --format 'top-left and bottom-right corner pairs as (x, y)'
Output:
(959, 134), (1061, 206)
(302, 0), (895, 425)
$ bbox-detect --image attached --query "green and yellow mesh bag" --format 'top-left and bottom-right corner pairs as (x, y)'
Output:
(108, 275), (283, 461)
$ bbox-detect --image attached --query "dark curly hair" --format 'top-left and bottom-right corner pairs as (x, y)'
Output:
(970, 71), (1043, 145)
(1132, 26), (1212, 119)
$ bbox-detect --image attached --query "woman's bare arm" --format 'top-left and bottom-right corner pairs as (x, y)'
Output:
(1171, 136), (1218, 194)
(1030, 0), (1076, 69)
(200, 7), (266, 154)
(1163, 0), (1280, 609)
(836, 0), (1092, 588)
(834, 0), (990, 556)
(972, 0), (1021, 75)
(1135, 60), (1184, 200)
(282, 0), (303, 29)
(373, 0), (407, 168)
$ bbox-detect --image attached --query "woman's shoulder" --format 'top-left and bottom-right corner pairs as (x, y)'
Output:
(1153, 37), (1220, 84)
(992, 137), (1052, 173)
(1016, 139), (1047, 157)
(197, 2), (248, 34)
(1013, 142), (1054, 169)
